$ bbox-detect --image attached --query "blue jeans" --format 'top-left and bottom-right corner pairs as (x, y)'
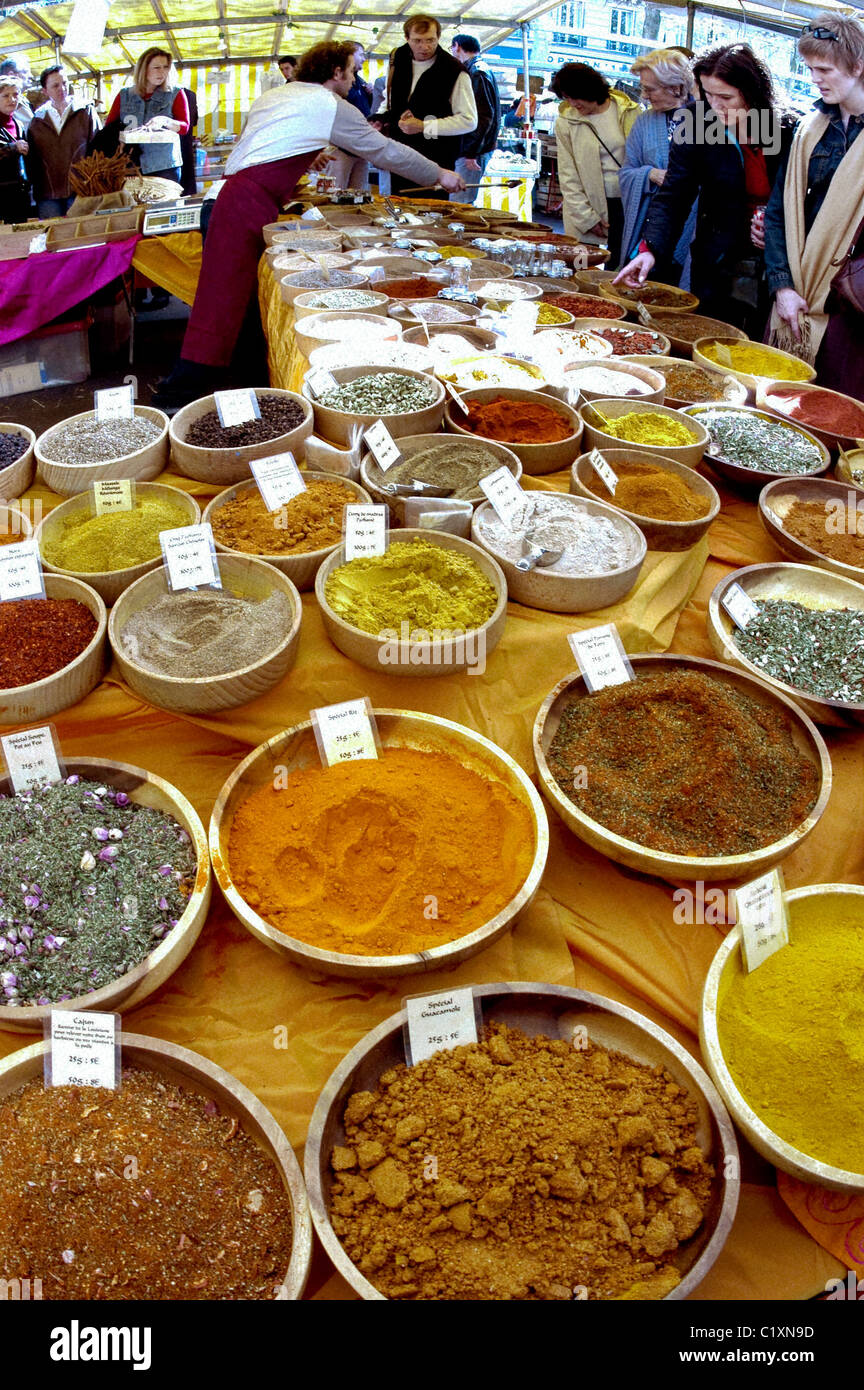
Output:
(37, 196), (74, 219)
(451, 152), (493, 203)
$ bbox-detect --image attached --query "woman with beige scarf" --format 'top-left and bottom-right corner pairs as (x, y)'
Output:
(764, 14), (864, 396)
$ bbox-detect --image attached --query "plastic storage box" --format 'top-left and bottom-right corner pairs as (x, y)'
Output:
(0, 317), (91, 397)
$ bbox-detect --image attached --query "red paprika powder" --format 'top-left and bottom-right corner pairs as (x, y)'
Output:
(0, 598), (98, 688)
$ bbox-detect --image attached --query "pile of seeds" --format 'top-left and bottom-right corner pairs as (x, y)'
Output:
(287, 269), (364, 289)
(0, 598), (98, 688)
(595, 327), (667, 356)
(0, 432), (29, 470)
(39, 414), (162, 465)
(0, 776), (196, 1006)
(318, 371), (439, 415)
(305, 289), (383, 309)
(700, 411), (823, 473)
(184, 396), (307, 448)
(731, 598), (864, 704)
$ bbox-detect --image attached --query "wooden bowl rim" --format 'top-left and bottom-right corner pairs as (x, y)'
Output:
(443, 385), (583, 448)
(571, 448), (721, 532)
(301, 364), (445, 419)
(168, 390), (314, 458)
(35, 406), (168, 470)
(473, 493), (647, 577)
(0, 573), (107, 702)
(682, 401), (830, 478)
(580, 396), (710, 451)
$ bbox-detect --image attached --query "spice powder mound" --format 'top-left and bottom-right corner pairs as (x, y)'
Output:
(546, 669), (820, 857)
(328, 1023), (714, 1300)
(0, 1069), (294, 1299)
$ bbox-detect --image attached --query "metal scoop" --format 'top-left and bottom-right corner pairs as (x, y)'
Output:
(515, 537), (564, 571)
(381, 480), (454, 497)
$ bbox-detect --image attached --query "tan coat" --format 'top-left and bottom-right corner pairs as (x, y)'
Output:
(554, 89), (640, 242)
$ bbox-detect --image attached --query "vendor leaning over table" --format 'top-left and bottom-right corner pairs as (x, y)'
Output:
(152, 40), (465, 412)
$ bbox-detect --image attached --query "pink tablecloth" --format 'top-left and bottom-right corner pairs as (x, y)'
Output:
(0, 236), (140, 346)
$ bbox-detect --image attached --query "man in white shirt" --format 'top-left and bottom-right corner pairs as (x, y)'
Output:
(381, 14), (477, 197)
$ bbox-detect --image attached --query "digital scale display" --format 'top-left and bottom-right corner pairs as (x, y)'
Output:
(142, 203), (203, 236)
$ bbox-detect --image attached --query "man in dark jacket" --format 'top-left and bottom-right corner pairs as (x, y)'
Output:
(381, 14), (477, 197)
(450, 34), (500, 202)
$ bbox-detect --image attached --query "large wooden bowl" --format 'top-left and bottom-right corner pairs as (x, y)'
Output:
(302, 365), (445, 447)
(469, 279), (543, 304)
(622, 355), (748, 409)
(360, 434), (521, 524)
(308, 340), (434, 375)
(109, 555), (302, 714)
(374, 275), (450, 303)
(0, 573), (107, 726)
(169, 390), (314, 485)
(541, 289), (627, 320)
(655, 314), (747, 359)
(264, 222), (341, 249)
(708, 561), (864, 727)
(700, 885), (864, 1191)
(209, 711), (548, 978)
(293, 312), (401, 360)
(386, 300), (482, 328)
(280, 269), (371, 307)
(568, 319), (672, 356)
(305, 982), (739, 1299)
(573, 266), (620, 292)
(692, 337), (816, 393)
(35, 482), (201, 606)
(36, 407), (169, 497)
(444, 386), (583, 476)
(598, 279), (699, 316)
(756, 379), (864, 455)
(580, 398), (708, 469)
(0, 422), (36, 500)
(759, 474), (864, 579)
(268, 250), (355, 275)
(0, 756), (211, 1031)
(316, 529), (507, 677)
(533, 654), (831, 883)
(682, 403), (830, 491)
(0, 1032), (312, 1295)
(203, 472), (371, 591)
(293, 289), (391, 322)
(402, 323), (499, 353)
(564, 358), (666, 406)
(571, 447), (720, 552)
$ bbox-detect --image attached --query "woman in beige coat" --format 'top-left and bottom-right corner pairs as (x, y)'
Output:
(551, 62), (639, 266)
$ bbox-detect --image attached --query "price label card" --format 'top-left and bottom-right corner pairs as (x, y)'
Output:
(305, 367), (338, 400)
(160, 523), (222, 591)
(214, 388), (260, 428)
(94, 383), (134, 423)
(479, 466), (526, 530)
(589, 448), (618, 495)
(0, 362), (43, 397)
(443, 379), (469, 416)
(737, 869), (790, 973)
(722, 582), (760, 630)
(344, 504), (387, 560)
(311, 697), (380, 767)
(1, 726), (63, 793)
(403, 987), (479, 1065)
(250, 453), (306, 512)
(567, 623), (634, 692)
(46, 1010), (119, 1090)
(367, 264), (386, 283)
(92, 479), (134, 516)
(0, 541), (45, 602)
(363, 419), (402, 472)
(714, 343), (734, 367)
(636, 300), (655, 326)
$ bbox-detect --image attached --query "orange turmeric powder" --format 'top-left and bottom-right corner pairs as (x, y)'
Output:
(226, 747), (536, 957)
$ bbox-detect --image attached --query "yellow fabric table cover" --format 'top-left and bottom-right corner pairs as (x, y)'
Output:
(132, 231), (203, 306)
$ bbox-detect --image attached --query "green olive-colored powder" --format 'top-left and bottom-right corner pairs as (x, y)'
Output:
(42, 497), (190, 573)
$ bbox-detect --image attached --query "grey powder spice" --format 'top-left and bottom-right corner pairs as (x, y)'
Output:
(120, 588), (293, 677)
(40, 414), (162, 465)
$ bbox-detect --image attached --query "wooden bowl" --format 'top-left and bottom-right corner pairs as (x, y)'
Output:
(360, 434), (521, 523)
(0, 422), (36, 500)
(403, 323), (499, 352)
(0, 574), (107, 726)
(307, 340), (434, 375)
(36, 407), (169, 497)
(0, 755), (211, 1030)
(209, 712), (548, 977)
(682, 402), (830, 490)
(169, 390), (314, 485)
(293, 312), (401, 360)
(437, 355), (549, 394)
(264, 222), (341, 249)
(598, 280), (699, 316)
(835, 447), (864, 492)
(759, 474), (864, 580)
(376, 275), (450, 303)
(472, 494), (645, 612)
(655, 314), (747, 359)
(316, 529), (507, 676)
(469, 279), (543, 304)
(567, 319), (672, 356)
(203, 472), (371, 591)
(305, 981), (739, 1299)
(564, 359), (666, 406)
(464, 258), (515, 280)
(756, 379), (864, 455)
(280, 269), (371, 307)
(573, 266), (619, 292)
(35, 483), (201, 606)
(387, 300), (482, 328)
(268, 250), (355, 276)
(580, 398), (708, 469)
(692, 337), (817, 393)
(571, 447), (720, 552)
(623, 356), (748, 409)
(0, 502), (32, 543)
(109, 555), (302, 714)
(700, 885), (864, 1190)
(301, 365), (445, 447)
(0, 1031), (312, 1294)
(708, 561), (864, 727)
(533, 654), (831, 882)
(444, 387), (584, 477)
(293, 289), (390, 322)
(541, 289), (627, 321)
(353, 253), (429, 276)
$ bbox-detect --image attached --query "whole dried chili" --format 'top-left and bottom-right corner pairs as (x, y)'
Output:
(0, 599), (97, 688)
(543, 293), (622, 319)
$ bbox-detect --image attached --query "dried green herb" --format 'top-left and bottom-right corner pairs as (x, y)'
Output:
(732, 598), (864, 703)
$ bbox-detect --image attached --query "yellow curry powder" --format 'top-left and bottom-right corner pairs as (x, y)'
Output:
(325, 537), (498, 636)
(210, 478), (357, 556)
(701, 341), (812, 381)
(600, 412), (697, 447)
(227, 748), (535, 956)
(717, 892), (864, 1173)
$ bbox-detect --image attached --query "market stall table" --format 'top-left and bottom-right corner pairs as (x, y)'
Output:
(0, 239), (140, 348)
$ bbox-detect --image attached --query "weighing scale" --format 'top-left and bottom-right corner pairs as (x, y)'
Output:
(142, 200), (203, 236)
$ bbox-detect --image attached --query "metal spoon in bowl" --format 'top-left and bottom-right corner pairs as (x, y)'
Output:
(515, 537), (564, 571)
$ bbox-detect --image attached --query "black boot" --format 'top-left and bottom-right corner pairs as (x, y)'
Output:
(150, 358), (224, 415)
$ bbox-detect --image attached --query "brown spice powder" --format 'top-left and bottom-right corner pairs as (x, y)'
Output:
(782, 498), (864, 569)
(329, 1024), (714, 1300)
(211, 478), (358, 556)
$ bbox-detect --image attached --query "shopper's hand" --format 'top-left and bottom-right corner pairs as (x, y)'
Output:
(649, 167), (666, 186)
(463, 157), (481, 172)
(309, 148), (334, 172)
(750, 206), (766, 250)
(587, 218), (609, 238)
(614, 249), (656, 288)
(398, 111), (424, 135)
(437, 167), (466, 193)
(145, 116), (168, 130)
(774, 287), (809, 342)
(15, 139), (28, 155)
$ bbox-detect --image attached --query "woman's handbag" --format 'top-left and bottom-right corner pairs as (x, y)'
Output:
(830, 213), (864, 314)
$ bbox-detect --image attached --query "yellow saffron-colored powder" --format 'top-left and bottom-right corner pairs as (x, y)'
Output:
(42, 497), (190, 572)
(701, 341), (812, 380)
(325, 537), (498, 635)
(600, 412), (697, 446)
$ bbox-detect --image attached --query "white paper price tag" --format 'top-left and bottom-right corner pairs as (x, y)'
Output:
(637, 301), (654, 326)
(0, 541), (45, 602)
(214, 388), (260, 428)
(92, 479), (134, 516)
(363, 419), (402, 472)
(589, 448), (618, 495)
(305, 367), (338, 400)
(344, 505), (387, 560)
(479, 465), (526, 529)
(443, 379), (470, 416)
(47, 1010), (119, 1090)
(568, 623), (634, 692)
(722, 582), (760, 630)
(404, 987), (478, 1065)
(0, 362), (43, 397)
(367, 264), (386, 283)
(737, 869), (790, 973)
(503, 300), (539, 349)
(1, 726), (62, 793)
(160, 524), (221, 591)
(28, 232), (48, 255)
(312, 697), (379, 766)
(94, 383), (134, 422)
(250, 453), (306, 512)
